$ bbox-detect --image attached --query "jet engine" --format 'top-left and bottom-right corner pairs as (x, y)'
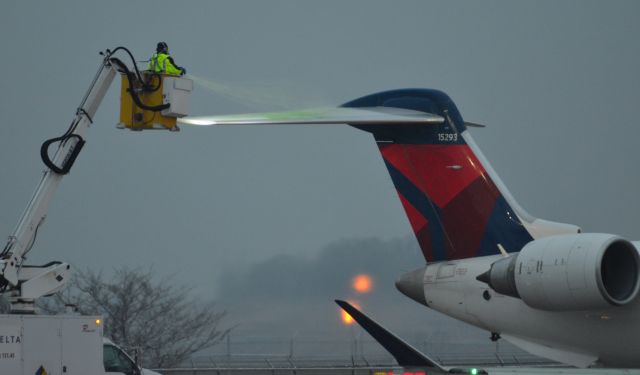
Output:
(477, 234), (640, 311)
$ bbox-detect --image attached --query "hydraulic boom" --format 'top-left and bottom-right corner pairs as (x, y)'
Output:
(0, 46), (193, 313)
(0, 53), (118, 312)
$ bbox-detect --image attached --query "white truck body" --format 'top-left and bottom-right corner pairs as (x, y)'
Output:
(0, 314), (161, 375)
(0, 314), (103, 375)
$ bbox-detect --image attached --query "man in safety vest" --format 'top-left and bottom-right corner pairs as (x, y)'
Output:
(148, 42), (186, 76)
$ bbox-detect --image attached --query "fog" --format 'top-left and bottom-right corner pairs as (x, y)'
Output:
(0, 0), (639, 358)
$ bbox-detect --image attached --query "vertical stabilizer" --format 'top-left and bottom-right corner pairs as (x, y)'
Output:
(343, 89), (578, 262)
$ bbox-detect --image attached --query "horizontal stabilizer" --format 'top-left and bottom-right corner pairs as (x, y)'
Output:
(179, 107), (444, 126)
(335, 300), (446, 370)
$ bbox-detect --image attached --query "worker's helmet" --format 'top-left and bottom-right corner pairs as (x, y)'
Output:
(156, 42), (169, 53)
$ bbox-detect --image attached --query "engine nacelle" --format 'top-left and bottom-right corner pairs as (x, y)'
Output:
(480, 234), (640, 311)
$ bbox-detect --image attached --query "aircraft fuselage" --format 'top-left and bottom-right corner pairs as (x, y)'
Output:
(398, 255), (640, 368)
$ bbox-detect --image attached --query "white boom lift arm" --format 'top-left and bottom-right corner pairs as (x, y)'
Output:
(0, 52), (118, 312)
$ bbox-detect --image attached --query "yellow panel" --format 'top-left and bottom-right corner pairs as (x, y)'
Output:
(118, 74), (133, 128)
(117, 73), (178, 131)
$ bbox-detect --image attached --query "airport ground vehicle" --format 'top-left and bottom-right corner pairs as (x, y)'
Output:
(0, 314), (160, 375)
(0, 48), (190, 375)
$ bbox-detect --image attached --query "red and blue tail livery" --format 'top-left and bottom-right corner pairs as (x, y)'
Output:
(343, 89), (536, 262)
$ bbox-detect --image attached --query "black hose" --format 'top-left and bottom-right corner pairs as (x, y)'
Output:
(109, 46), (161, 93)
(108, 46), (145, 84)
(40, 134), (85, 175)
(110, 57), (170, 112)
(144, 72), (162, 92)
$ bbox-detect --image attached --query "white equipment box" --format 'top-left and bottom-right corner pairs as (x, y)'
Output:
(0, 314), (103, 375)
(161, 76), (193, 118)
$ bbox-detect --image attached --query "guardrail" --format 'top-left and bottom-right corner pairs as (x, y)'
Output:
(153, 353), (559, 375)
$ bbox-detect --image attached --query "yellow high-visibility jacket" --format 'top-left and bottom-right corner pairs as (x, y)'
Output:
(148, 53), (182, 75)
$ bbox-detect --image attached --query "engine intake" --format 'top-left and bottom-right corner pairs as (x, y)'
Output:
(478, 234), (640, 311)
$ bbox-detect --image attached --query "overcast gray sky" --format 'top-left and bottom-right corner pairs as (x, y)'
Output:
(1, 0), (639, 353)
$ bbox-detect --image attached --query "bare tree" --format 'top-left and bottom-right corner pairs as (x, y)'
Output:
(42, 267), (229, 368)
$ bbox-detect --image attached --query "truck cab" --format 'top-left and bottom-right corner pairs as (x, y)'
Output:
(103, 338), (161, 375)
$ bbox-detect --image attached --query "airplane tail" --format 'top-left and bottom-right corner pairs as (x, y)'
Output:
(342, 89), (578, 262)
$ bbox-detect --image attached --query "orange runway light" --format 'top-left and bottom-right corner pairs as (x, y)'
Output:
(342, 309), (355, 325)
(352, 274), (373, 293)
(340, 301), (360, 325)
